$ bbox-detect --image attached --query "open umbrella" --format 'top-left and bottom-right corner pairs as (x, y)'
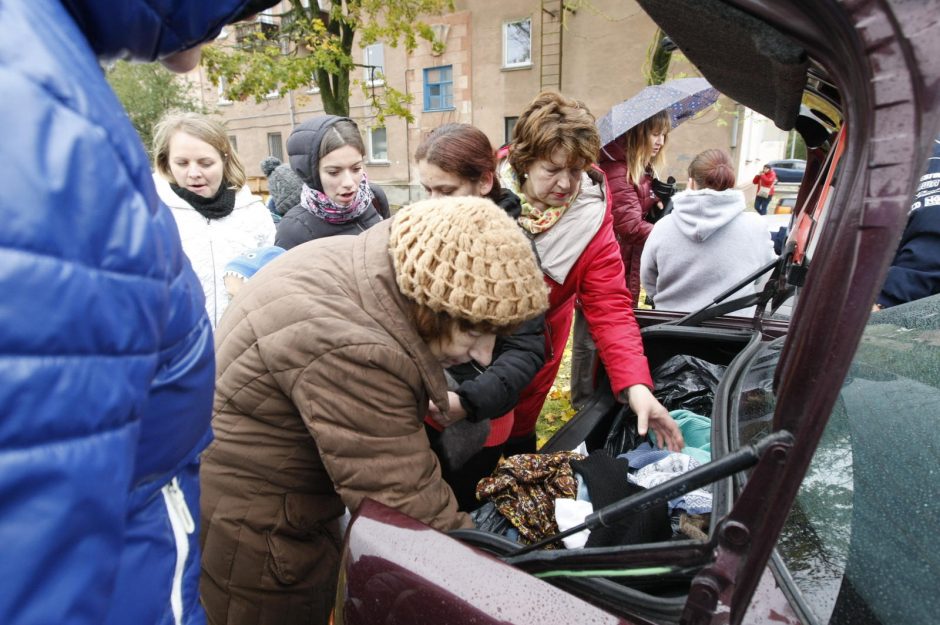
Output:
(596, 77), (720, 147)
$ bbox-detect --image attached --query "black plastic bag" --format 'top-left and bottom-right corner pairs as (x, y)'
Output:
(651, 355), (727, 416)
(602, 406), (646, 457)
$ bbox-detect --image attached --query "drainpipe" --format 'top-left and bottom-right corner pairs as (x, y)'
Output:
(288, 90), (297, 129)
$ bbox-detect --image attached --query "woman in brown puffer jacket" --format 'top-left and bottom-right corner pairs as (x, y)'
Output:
(199, 196), (548, 625)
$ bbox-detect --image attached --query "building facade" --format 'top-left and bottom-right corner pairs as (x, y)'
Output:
(186, 0), (787, 206)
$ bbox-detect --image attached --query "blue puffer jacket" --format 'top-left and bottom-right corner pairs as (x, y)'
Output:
(0, 1), (253, 624)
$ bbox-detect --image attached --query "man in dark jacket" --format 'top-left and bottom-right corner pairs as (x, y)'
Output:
(875, 134), (940, 309)
(0, 1), (278, 624)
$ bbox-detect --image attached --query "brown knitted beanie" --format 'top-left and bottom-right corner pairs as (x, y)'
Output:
(389, 196), (549, 327)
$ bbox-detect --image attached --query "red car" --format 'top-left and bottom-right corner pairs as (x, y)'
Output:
(335, 1), (940, 623)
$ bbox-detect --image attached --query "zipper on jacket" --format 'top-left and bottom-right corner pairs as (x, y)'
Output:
(162, 477), (195, 625)
(207, 218), (218, 325)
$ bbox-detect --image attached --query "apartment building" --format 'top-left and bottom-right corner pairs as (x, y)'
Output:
(186, 0), (787, 204)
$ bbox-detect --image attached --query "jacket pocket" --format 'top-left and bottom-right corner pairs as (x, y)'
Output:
(265, 493), (344, 587)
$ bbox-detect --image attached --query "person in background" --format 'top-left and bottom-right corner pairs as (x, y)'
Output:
(260, 156), (303, 223)
(415, 123), (546, 510)
(200, 196), (549, 625)
(873, 133), (940, 310)
(152, 112), (276, 327)
(495, 91), (683, 457)
(223, 245), (286, 300)
(0, 1), (281, 624)
(752, 163), (777, 215)
(599, 110), (671, 304)
(275, 115), (389, 249)
(641, 149), (776, 314)
(569, 111), (672, 408)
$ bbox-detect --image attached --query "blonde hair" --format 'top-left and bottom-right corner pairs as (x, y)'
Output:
(152, 112), (246, 189)
(509, 91), (601, 181)
(621, 110), (670, 184)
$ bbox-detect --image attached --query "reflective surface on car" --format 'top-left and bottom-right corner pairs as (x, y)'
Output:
(736, 295), (940, 623)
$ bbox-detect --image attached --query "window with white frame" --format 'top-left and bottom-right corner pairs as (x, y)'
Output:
(267, 132), (284, 161)
(307, 73), (320, 94)
(363, 44), (385, 86)
(217, 76), (232, 106)
(423, 66), (454, 111)
(503, 18), (532, 68)
(368, 127), (388, 162)
(504, 117), (518, 144)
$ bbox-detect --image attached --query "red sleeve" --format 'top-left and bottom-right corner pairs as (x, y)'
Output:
(600, 160), (653, 244)
(574, 212), (654, 394)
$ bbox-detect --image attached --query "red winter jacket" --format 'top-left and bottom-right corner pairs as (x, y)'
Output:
(497, 148), (654, 438)
(599, 141), (658, 304)
(753, 169), (777, 196)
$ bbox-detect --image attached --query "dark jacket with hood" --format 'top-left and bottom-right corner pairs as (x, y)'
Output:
(0, 1), (260, 624)
(877, 135), (940, 308)
(275, 115), (389, 249)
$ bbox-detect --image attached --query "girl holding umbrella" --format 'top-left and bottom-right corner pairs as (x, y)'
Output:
(599, 111), (671, 304)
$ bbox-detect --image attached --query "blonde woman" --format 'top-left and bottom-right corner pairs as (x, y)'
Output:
(599, 110), (671, 303)
(152, 112), (275, 326)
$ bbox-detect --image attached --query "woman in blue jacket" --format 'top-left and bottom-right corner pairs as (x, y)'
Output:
(0, 1), (279, 624)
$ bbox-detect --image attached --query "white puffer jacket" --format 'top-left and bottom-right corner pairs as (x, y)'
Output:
(155, 175), (276, 327)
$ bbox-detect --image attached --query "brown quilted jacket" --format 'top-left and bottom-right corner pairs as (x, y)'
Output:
(200, 220), (471, 625)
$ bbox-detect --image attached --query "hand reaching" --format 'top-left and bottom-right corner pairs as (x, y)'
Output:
(620, 384), (684, 452)
(426, 391), (467, 428)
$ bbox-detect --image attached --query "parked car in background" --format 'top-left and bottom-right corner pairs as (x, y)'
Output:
(334, 1), (940, 624)
(774, 196), (797, 214)
(767, 158), (806, 183)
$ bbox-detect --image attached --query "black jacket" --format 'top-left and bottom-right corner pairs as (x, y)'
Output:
(877, 135), (940, 308)
(448, 189), (546, 421)
(275, 201), (383, 250)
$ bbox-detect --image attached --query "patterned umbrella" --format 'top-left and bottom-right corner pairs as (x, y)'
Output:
(596, 77), (721, 147)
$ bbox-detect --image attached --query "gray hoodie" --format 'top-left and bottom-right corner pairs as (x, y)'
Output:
(640, 188), (776, 313)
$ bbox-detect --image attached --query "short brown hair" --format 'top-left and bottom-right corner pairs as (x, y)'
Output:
(621, 110), (670, 184)
(508, 91), (600, 181)
(407, 301), (518, 343)
(688, 148), (736, 191)
(152, 112), (246, 188)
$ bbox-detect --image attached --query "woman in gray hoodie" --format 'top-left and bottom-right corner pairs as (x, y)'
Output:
(640, 149), (776, 313)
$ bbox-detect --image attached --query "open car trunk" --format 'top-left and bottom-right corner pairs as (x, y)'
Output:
(453, 315), (788, 624)
(335, 1), (940, 623)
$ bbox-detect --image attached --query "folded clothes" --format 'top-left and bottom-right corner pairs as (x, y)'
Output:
(628, 453), (713, 515)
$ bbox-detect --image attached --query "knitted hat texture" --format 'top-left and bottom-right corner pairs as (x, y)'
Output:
(261, 157), (304, 216)
(389, 197), (549, 326)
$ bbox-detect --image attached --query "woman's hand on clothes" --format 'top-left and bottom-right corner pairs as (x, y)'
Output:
(427, 391), (468, 428)
(620, 384), (684, 452)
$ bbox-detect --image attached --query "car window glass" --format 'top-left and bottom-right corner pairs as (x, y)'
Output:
(736, 295), (940, 623)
